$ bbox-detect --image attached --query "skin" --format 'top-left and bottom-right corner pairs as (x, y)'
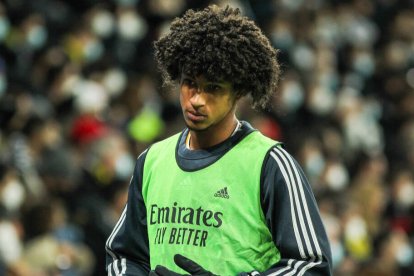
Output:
(179, 74), (239, 150)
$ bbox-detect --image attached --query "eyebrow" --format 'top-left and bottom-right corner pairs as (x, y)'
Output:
(180, 74), (232, 88)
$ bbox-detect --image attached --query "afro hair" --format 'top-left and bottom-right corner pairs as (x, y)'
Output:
(154, 5), (280, 110)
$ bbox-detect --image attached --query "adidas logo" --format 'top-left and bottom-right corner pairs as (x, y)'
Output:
(214, 187), (229, 199)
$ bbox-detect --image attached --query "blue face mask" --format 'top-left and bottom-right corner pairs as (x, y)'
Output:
(116, 0), (139, 6)
(305, 150), (325, 178)
(26, 25), (48, 49)
(0, 16), (10, 41)
(271, 29), (293, 51)
(0, 73), (6, 98)
(282, 81), (304, 112)
(83, 39), (104, 63)
(0, 58), (6, 98)
(352, 53), (375, 78)
(115, 152), (134, 180)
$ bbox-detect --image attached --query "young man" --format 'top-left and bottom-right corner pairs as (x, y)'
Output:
(106, 5), (332, 276)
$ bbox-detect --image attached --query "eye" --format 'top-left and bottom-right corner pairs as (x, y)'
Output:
(182, 78), (197, 89)
(204, 84), (222, 93)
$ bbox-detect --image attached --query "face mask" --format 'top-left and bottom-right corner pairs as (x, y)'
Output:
(353, 52), (375, 77)
(280, 0), (304, 11)
(271, 28), (294, 51)
(115, 152), (134, 180)
(91, 11), (115, 38)
(1, 179), (25, 212)
(149, 0), (185, 16)
(281, 81), (304, 112)
(305, 150), (325, 178)
(325, 162), (349, 191)
(330, 240), (345, 268)
(345, 215), (368, 239)
(26, 25), (48, 49)
(0, 72), (6, 98)
(74, 80), (108, 113)
(0, 221), (23, 264)
(396, 181), (414, 207)
(0, 16), (10, 41)
(291, 44), (315, 70)
(395, 242), (414, 266)
(318, 71), (339, 91)
(83, 39), (104, 62)
(406, 68), (414, 89)
(118, 11), (147, 41)
(102, 68), (127, 97)
(115, 0), (139, 6)
(308, 85), (336, 115)
(315, 18), (339, 47)
(347, 19), (378, 48)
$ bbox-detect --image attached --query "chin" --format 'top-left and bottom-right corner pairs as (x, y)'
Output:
(185, 121), (209, 132)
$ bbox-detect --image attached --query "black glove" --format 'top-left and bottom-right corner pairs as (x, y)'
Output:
(149, 254), (218, 276)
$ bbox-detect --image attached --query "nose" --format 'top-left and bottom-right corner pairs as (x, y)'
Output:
(189, 88), (205, 108)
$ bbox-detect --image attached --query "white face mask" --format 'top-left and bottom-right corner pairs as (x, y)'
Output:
(395, 242), (414, 266)
(325, 162), (349, 191)
(118, 11), (147, 41)
(0, 16), (10, 41)
(74, 79), (108, 113)
(345, 215), (367, 239)
(0, 221), (23, 264)
(292, 44), (315, 70)
(308, 85), (336, 115)
(281, 80), (304, 112)
(396, 181), (414, 207)
(91, 11), (115, 38)
(102, 68), (127, 97)
(1, 179), (25, 212)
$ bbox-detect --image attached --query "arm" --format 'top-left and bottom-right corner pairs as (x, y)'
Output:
(106, 150), (150, 276)
(255, 146), (333, 276)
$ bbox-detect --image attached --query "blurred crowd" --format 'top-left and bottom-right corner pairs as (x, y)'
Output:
(0, 0), (414, 275)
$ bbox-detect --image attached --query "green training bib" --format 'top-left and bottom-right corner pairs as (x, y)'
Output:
(142, 131), (281, 275)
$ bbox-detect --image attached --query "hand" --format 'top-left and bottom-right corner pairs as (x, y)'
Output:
(149, 254), (218, 276)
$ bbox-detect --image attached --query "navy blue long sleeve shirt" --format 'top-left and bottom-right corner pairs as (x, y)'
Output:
(106, 121), (332, 275)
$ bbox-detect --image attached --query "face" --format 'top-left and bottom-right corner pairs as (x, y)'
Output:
(179, 74), (237, 132)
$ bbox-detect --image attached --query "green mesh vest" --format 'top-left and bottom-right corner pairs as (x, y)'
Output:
(142, 131), (281, 275)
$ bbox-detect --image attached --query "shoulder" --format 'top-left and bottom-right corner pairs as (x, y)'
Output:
(153, 132), (183, 146)
(263, 145), (296, 171)
(238, 121), (281, 149)
(261, 145), (308, 189)
(147, 132), (183, 154)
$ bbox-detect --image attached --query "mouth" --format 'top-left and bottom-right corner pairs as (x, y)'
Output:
(185, 111), (206, 122)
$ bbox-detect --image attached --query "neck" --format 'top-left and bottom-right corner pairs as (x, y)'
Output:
(188, 116), (239, 150)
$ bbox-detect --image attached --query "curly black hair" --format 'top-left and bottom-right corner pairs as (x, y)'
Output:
(154, 5), (280, 110)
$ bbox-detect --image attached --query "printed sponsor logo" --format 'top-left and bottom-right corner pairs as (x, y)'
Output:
(150, 202), (223, 247)
(214, 187), (229, 199)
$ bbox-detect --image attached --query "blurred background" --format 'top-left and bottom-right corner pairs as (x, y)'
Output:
(0, 0), (414, 275)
